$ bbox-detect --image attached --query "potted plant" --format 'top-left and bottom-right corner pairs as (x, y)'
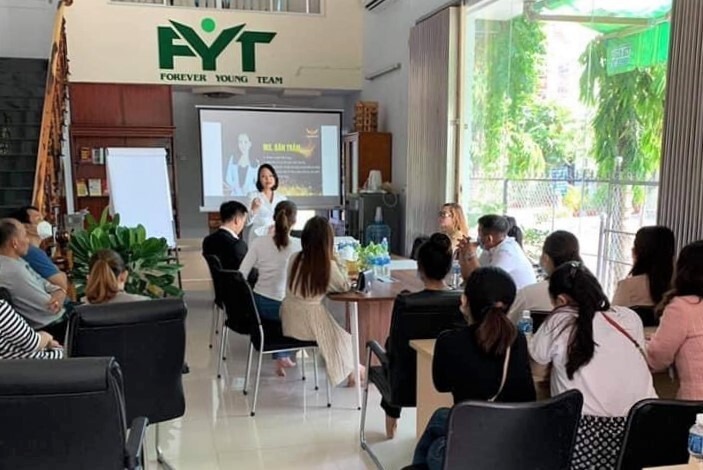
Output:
(69, 208), (183, 300)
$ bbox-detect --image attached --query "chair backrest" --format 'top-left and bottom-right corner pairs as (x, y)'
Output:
(203, 254), (224, 306)
(617, 398), (703, 470)
(67, 298), (187, 425)
(630, 305), (659, 327)
(388, 290), (463, 407)
(219, 269), (257, 335)
(530, 310), (552, 332)
(0, 287), (13, 306)
(0, 357), (130, 470)
(443, 390), (583, 470)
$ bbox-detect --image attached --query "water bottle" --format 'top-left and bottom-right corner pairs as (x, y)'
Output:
(450, 260), (462, 289)
(365, 207), (391, 246)
(689, 414), (703, 462)
(517, 310), (534, 339)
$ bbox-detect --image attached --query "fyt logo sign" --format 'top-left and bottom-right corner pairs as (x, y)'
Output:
(158, 18), (276, 73)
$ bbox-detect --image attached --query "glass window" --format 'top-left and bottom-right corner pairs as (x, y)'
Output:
(460, 0), (671, 294)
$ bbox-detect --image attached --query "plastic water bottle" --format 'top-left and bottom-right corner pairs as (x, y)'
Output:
(365, 207), (391, 246)
(689, 414), (703, 463)
(517, 310), (534, 339)
(450, 260), (462, 289)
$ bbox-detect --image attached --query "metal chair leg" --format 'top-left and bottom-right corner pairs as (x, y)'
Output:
(313, 349), (319, 391)
(209, 303), (217, 349)
(360, 347), (383, 470)
(326, 373), (332, 408)
(301, 351), (306, 381)
(250, 349), (264, 416)
(217, 327), (228, 379)
(243, 343), (253, 395)
(155, 423), (175, 470)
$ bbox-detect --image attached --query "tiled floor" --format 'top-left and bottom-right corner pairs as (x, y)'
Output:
(144, 244), (417, 469)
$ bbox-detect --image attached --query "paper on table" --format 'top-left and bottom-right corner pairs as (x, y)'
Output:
(390, 259), (417, 271)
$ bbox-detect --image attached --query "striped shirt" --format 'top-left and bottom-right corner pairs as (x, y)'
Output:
(0, 300), (63, 360)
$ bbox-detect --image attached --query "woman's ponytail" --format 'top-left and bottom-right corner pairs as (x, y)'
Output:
(273, 201), (298, 250)
(476, 303), (517, 356)
(85, 258), (120, 304)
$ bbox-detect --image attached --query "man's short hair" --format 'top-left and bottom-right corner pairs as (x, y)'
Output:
(0, 219), (19, 248)
(220, 201), (248, 223)
(478, 214), (510, 235)
(9, 206), (39, 225)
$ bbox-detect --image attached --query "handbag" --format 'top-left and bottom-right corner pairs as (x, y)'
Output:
(489, 346), (511, 402)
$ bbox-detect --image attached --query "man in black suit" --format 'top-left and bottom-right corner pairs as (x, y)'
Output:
(202, 201), (249, 270)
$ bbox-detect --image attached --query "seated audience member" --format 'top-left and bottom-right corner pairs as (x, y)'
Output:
(530, 262), (656, 470)
(437, 203), (469, 252)
(412, 267), (536, 470)
(647, 241), (703, 400)
(0, 299), (63, 359)
(612, 226), (675, 308)
(505, 216), (524, 248)
(202, 201), (249, 271)
(0, 219), (67, 339)
(508, 230), (581, 323)
(85, 249), (148, 305)
(458, 214), (536, 289)
(10, 206), (67, 290)
(240, 201), (301, 377)
(382, 233), (459, 439)
(281, 216), (364, 387)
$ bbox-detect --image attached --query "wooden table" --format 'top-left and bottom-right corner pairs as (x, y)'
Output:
(410, 339), (452, 436)
(328, 268), (424, 409)
(644, 460), (699, 469)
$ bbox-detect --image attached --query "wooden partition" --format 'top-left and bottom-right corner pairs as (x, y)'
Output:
(68, 83), (179, 235)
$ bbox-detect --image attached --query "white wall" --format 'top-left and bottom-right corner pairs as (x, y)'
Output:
(173, 90), (357, 238)
(0, 0), (55, 59)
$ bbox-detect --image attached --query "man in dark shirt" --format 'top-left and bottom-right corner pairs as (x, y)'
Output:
(202, 201), (249, 270)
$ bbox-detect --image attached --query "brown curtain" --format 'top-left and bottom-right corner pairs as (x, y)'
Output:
(657, 0), (703, 249)
(405, 7), (460, 253)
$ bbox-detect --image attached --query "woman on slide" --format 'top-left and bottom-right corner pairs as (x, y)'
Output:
(240, 201), (302, 377)
(246, 163), (287, 244)
(224, 133), (258, 196)
(281, 216), (364, 387)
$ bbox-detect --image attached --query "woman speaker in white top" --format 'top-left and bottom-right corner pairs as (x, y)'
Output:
(246, 163), (287, 244)
(240, 200), (300, 377)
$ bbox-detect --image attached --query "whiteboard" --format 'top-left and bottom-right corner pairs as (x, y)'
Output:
(106, 148), (176, 248)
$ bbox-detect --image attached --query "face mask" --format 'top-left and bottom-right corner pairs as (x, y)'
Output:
(36, 221), (53, 240)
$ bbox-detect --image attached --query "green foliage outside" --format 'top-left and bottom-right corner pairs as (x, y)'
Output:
(69, 208), (183, 300)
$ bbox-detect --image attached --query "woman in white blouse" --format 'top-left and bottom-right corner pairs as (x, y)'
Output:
(246, 163), (287, 244)
(240, 200), (301, 377)
(530, 262), (655, 470)
(224, 133), (258, 197)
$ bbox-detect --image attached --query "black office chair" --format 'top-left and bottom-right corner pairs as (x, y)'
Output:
(617, 398), (703, 469)
(530, 309), (552, 332)
(630, 305), (659, 328)
(66, 298), (187, 469)
(224, 270), (330, 416)
(442, 390), (583, 470)
(0, 357), (148, 470)
(204, 254), (225, 349)
(361, 290), (463, 469)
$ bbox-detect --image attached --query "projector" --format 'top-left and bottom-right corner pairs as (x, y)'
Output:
(192, 87), (247, 99)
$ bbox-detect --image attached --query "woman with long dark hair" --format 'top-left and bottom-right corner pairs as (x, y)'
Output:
(240, 201), (301, 376)
(280, 216), (363, 386)
(648, 241), (703, 399)
(412, 267), (535, 470)
(508, 230), (582, 323)
(530, 262), (655, 469)
(612, 226), (675, 307)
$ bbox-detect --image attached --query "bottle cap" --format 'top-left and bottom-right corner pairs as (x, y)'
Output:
(374, 206), (383, 223)
(522, 310), (531, 318)
(697, 413), (703, 426)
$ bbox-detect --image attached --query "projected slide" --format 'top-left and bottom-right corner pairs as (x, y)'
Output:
(199, 108), (341, 209)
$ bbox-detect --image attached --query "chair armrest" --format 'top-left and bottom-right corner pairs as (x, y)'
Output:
(367, 340), (389, 367)
(125, 417), (149, 470)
